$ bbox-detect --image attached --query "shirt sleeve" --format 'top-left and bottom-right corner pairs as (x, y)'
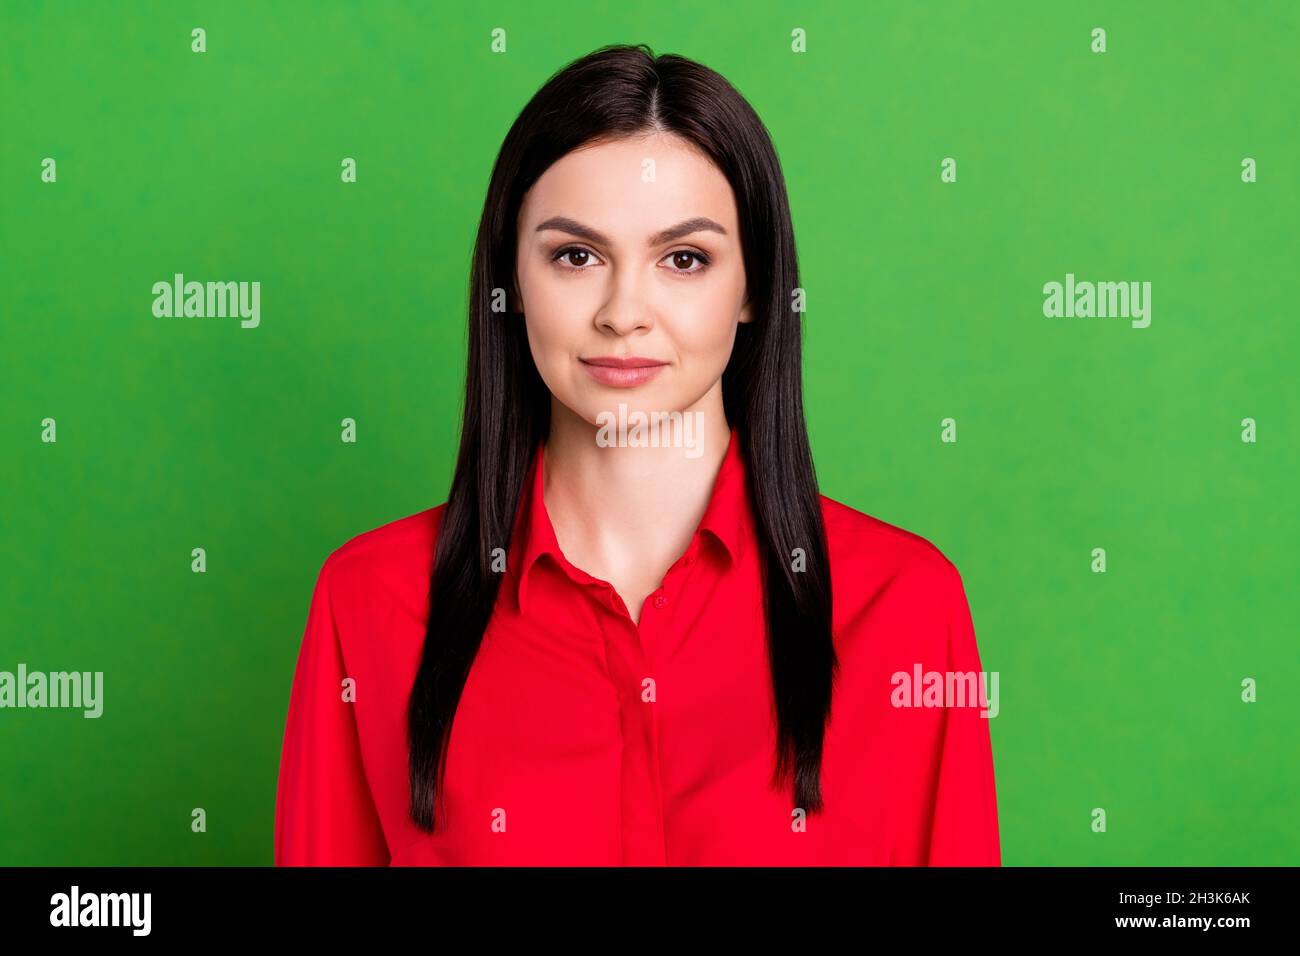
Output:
(922, 561), (1001, 865)
(274, 556), (391, 866)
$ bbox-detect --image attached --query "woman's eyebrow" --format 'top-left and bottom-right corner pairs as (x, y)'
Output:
(534, 216), (727, 246)
(650, 217), (728, 245)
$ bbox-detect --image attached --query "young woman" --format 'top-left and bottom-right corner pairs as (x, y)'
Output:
(274, 43), (1000, 866)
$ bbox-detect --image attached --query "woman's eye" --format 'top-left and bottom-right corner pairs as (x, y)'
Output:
(553, 246), (599, 269)
(550, 246), (709, 274)
(663, 250), (710, 274)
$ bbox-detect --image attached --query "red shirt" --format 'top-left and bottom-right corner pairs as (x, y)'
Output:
(274, 428), (1000, 866)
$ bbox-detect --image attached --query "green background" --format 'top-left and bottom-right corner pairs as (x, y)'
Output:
(2, 0), (1296, 866)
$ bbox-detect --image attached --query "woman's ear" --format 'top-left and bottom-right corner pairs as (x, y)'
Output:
(738, 294), (754, 324)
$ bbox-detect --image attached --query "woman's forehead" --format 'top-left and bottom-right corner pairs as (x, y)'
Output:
(519, 134), (738, 240)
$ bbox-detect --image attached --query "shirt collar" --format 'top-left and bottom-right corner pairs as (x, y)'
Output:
(509, 426), (752, 616)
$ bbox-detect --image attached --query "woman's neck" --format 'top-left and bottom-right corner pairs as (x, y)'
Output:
(541, 386), (732, 625)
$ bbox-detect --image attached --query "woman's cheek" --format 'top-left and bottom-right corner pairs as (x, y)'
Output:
(674, 297), (738, 364)
(522, 312), (564, 392)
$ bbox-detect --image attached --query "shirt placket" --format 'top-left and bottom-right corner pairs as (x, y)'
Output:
(588, 554), (694, 867)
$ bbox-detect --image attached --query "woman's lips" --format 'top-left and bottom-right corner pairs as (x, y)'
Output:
(579, 356), (668, 387)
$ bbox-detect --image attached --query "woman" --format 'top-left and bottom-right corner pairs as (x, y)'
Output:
(274, 43), (1000, 866)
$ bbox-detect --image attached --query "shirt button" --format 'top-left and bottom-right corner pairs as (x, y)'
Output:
(653, 594), (667, 609)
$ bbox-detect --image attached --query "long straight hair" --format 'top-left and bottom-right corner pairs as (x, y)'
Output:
(409, 43), (835, 832)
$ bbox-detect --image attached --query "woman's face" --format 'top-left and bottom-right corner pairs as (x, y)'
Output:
(514, 131), (751, 430)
